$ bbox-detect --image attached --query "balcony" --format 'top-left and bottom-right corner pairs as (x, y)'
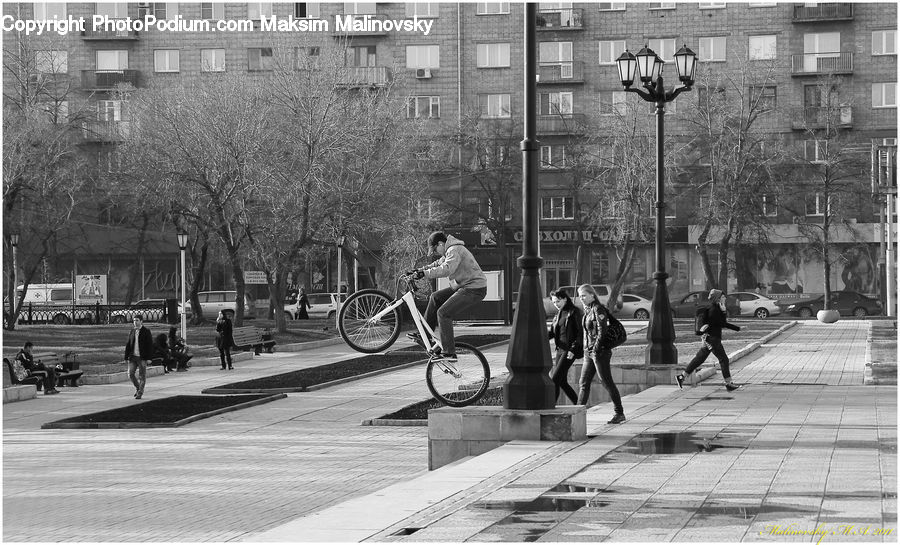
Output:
(82, 120), (131, 142)
(792, 3), (853, 22)
(537, 61), (584, 84)
(791, 106), (853, 130)
(536, 8), (583, 30)
(537, 114), (586, 135)
(81, 26), (139, 40)
(330, 13), (390, 36)
(81, 70), (140, 91)
(334, 66), (392, 88)
(790, 52), (853, 75)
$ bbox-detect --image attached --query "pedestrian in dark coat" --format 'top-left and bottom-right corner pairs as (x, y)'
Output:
(216, 310), (234, 370)
(676, 289), (742, 391)
(577, 284), (625, 424)
(124, 314), (154, 399)
(548, 288), (583, 404)
(297, 288), (311, 319)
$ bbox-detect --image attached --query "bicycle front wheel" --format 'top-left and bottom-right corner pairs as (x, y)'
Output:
(338, 289), (402, 353)
(426, 342), (490, 407)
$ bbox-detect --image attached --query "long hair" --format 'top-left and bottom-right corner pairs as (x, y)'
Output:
(577, 284), (603, 307)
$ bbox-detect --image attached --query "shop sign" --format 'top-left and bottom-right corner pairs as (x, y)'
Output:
(513, 229), (596, 244)
(243, 271), (268, 285)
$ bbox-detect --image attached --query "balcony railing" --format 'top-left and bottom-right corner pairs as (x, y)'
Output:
(790, 52), (853, 75)
(792, 3), (853, 22)
(81, 70), (140, 90)
(81, 26), (139, 40)
(330, 13), (390, 36)
(334, 66), (392, 88)
(791, 106), (853, 130)
(537, 114), (586, 135)
(537, 61), (584, 84)
(82, 120), (132, 142)
(536, 8), (583, 30)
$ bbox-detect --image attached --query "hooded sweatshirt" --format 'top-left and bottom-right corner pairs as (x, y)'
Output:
(423, 235), (487, 289)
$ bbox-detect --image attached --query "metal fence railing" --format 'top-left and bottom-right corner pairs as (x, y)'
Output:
(12, 302), (173, 326)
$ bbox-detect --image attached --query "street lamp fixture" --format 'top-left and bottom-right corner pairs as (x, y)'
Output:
(614, 43), (697, 367)
(176, 232), (188, 342)
(10, 234), (19, 247)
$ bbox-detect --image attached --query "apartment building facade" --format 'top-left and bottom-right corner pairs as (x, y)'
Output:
(3, 2), (896, 309)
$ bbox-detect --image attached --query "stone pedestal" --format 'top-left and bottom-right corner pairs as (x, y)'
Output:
(427, 405), (586, 470)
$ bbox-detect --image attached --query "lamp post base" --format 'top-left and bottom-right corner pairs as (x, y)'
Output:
(645, 271), (678, 366)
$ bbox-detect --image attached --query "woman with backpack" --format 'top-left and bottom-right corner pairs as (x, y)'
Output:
(577, 284), (626, 424)
(548, 288), (583, 405)
(676, 289), (742, 392)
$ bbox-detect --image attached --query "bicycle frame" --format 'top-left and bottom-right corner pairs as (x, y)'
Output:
(370, 290), (442, 354)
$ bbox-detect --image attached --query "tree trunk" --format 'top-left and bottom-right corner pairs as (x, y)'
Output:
(124, 214), (150, 305)
(608, 241), (636, 311)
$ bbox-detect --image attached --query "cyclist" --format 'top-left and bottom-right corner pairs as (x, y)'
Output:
(408, 231), (487, 363)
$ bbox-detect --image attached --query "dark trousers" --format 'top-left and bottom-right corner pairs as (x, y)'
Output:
(551, 350), (578, 404)
(32, 364), (58, 390)
(219, 346), (232, 368)
(684, 335), (731, 380)
(577, 348), (623, 414)
(424, 286), (486, 356)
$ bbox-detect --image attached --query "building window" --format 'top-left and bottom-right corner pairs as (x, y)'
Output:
(698, 2), (725, 9)
(35, 50), (67, 74)
(648, 38), (676, 63)
(406, 45), (440, 69)
(597, 3), (625, 11)
(346, 45), (376, 67)
(805, 193), (827, 216)
(201, 48), (226, 72)
(749, 35), (776, 60)
(406, 2), (438, 17)
(599, 40), (626, 65)
(476, 2), (510, 15)
(33, 2), (66, 19)
(95, 2), (127, 18)
(750, 85), (776, 112)
(201, 3), (225, 20)
(154, 50), (180, 73)
(248, 47), (274, 71)
(541, 196), (574, 220)
(477, 43), (511, 68)
(873, 30), (897, 56)
(96, 50), (128, 70)
(344, 2), (376, 14)
(600, 91), (627, 115)
(540, 92), (573, 115)
(480, 94), (511, 118)
(98, 100), (124, 122)
(748, 2), (776, 6)
(540, 145), (567, 169)
(248, 2), (273, 19)
(699, 36), (727, 62)
(873, 83), (898, 108)
(295, 3), (320, 18)
(407, 96), (440, 119)
(539, 41), (573, 64)
(647, 3), (675, 10)
(152, 3), (179, 20)
(804, 140), (828, 163)
(762, 194), (777, 217)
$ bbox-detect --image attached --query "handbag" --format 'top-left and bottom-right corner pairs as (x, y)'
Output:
(600, 313), (628, 349)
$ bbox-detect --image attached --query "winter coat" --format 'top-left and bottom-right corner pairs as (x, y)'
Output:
(422, 235), (487, 289)
(549, 301), (584, 359)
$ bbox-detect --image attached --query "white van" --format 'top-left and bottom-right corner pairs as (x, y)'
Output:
(15, 283), (95, 324)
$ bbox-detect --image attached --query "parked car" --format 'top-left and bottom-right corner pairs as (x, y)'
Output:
(181, 291), (253, 319)
(617, 293), (652, 320)
(284, 292), (345, 320)
(109, 299), (167, 323)
(780, 291), (882, 318)
(731, 291), (782, 319)
(670, 291), (740, 318)
(542, 285), (624, 317)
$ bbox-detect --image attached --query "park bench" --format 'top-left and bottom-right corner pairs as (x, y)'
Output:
(2, 358), (39, 403)
(3, 358), (44, 389)
(30, 352), (84, 387)
(230, 326), (276, 355)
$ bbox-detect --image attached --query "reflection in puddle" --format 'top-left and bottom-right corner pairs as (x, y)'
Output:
(472, 496), (605, 512)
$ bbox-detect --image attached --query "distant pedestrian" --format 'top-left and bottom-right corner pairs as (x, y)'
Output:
(676, 289), (742, 392)
(124, 314), (153, 399)
(297, 288), (311, 320)
(577, 284), (625, 424)
(15, 341), (59, 395)
(167, 327), (191, 371)
(548, 288), (582, 404)
(216, 310), (234, 370)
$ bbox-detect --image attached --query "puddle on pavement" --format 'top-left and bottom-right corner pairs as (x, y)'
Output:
(472, 496), (606, 512)
(615, 432), (737, 455)
(693, 503), (818, 521)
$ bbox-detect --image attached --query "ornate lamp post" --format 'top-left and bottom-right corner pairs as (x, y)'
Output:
(335, 235), (346, 329)
(10, 233), (19, 327)
(177, 232), (188, 342)
(615, 44), (697, 366)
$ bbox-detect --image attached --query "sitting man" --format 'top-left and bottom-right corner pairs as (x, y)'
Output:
(15, 341), (59, 395)
(408, 231), (487, 364)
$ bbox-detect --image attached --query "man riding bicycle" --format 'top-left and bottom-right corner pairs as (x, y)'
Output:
(408, 231), (487, 364)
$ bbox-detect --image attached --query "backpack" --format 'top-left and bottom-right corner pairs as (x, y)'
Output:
(694, 308), (708, 336)
(600, 312), (628, 349)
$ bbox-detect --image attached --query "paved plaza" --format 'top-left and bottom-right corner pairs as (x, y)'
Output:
(2, 320), (896, 543)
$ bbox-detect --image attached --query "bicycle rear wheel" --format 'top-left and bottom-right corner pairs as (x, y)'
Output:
(425, 342), (490, 407)
(338, 289), (402, 353)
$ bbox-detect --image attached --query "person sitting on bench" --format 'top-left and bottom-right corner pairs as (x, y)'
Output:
(15, 341), (59, 395)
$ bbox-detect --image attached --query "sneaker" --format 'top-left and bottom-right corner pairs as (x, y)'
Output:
(406, 332), (425, 347)
(725, 383), (742, 392)
(135, 391), (143, 400)
(608, 413), (626, 424)
(44, 389), (59, 395)
(675, 374), (685, 390)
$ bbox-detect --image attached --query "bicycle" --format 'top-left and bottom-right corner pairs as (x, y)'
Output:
(337, 272), (490, 407)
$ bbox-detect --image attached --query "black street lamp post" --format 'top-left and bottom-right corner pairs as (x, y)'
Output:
(615, 44), (697, 366)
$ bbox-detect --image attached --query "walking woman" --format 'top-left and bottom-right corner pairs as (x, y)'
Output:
(548, 288), (583, 404)
(216, 310), (235, 370)
(577, 284), (625, 424)
(676, 289), (742, 391)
